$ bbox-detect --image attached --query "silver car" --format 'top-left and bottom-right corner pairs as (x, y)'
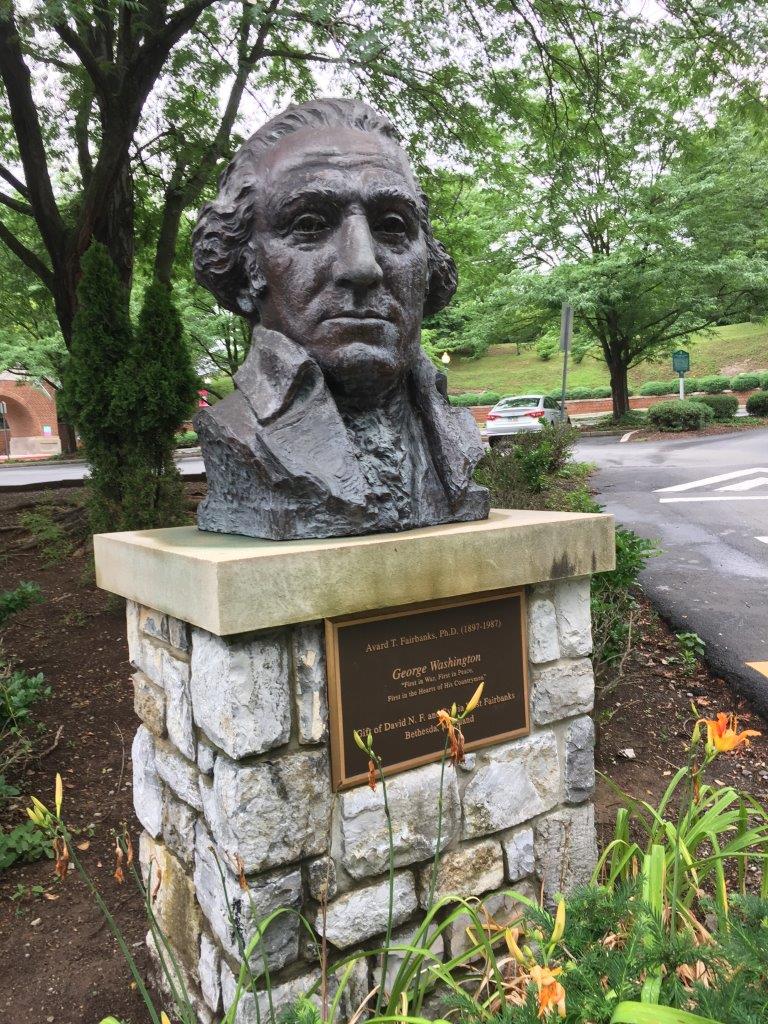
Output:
(485, 394), (569, 446)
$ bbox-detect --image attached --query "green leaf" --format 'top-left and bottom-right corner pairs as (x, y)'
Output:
(610, 1003), (724, 1024)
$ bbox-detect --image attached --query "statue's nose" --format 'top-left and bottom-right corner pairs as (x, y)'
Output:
(333, 214), (383, 289)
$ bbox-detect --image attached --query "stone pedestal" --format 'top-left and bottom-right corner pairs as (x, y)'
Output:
(95, 509), (614, 1024)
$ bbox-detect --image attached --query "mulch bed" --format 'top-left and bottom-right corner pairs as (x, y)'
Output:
(627, 419), (768, 442)
(0, 484), (766, 1023)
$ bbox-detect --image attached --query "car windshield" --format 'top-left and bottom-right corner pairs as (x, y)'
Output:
(495, 396), (541, 409)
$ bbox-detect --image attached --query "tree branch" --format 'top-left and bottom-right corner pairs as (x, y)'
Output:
(0, 217), (54, 288)
(0, 163), (29, 198)
(0, 191), (33, 216)
(52, 19), (111, 93)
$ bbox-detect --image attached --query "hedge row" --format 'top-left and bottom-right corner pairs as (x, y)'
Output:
(450, 372), (768, 407)
(648, 400), (715, 431)
(746, 391), (768, 416)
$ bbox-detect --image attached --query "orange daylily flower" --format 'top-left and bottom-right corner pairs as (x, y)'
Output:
(699, 712), (760, 753)
(530, 964), (566, 1019)
(53, 836), (69, 881)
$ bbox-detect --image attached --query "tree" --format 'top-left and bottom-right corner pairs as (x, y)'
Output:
(60, 243), (197, 531)
(498, 15), (768, 418)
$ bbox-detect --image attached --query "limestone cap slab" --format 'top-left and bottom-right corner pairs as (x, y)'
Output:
(94, 509), (614, 637)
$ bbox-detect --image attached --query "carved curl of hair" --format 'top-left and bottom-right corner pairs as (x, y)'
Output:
(192, 98), (457, 320)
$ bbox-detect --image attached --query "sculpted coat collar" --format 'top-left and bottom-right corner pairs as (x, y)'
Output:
(205, 325), (484, 512)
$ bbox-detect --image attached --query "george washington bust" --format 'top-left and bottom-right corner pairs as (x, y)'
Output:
(192, 98), (489, 540)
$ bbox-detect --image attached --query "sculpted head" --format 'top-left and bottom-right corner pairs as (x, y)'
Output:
(193, 99), (456, 399)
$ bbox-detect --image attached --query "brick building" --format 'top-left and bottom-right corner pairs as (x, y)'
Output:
(0, 369), (61, 458)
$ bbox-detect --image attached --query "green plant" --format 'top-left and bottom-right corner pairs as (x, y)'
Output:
(695, 375), (731, 394)
(477, 390), (501, 405)
(1, 668), (50, 728)
(0, 583), (42, 629)
(676, 631), (705, 674)
(0, 820), (52, 870)
(730, 373), (761, 391)
(174, 429), (198, 447)
(535, 334), (558, 361)
(476, 423), (579, 500)
(694, 394), (738, 421)
(592, 411), (647, 429)
(648, 400), (714, 432)
(18, 508), (74, 565)
(745, 390), (768, 416)
(450, 393), (482, 407)
(760, 372), (768, 390)
(638, 380), (677, 396)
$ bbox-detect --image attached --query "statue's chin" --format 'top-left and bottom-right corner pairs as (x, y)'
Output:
(310, 335), (419, 408)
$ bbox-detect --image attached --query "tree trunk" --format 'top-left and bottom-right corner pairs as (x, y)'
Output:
(608, 358), (630, 421)
(58, 419), (77, 455)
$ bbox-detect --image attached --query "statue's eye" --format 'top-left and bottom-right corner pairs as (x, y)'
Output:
(291, 213), (326, 236)
(375, 212), (408, 235)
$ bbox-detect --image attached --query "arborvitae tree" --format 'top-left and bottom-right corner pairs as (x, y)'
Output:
(61, 244), (198, 532)
(60, 243), (135, 532)
(117, 280), (198, 529)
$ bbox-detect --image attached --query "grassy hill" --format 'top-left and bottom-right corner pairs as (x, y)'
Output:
(444, 322), (768, 395)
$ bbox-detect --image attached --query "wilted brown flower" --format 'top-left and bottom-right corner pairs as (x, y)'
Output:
(368, 759), (377, 791)
(235, 853), (249, 892)
(125, 833), (134, 868)
(53, 837), (69, 881)
(114, 838), (125, 884)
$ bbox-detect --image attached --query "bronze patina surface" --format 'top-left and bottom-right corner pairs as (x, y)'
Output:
(192, 98), (488, 540)
(325, 589), (529, 789)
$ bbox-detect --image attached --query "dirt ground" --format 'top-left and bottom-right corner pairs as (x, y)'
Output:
(0, 485), (766, 1024)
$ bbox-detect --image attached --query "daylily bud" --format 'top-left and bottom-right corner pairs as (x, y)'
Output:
(550, 898), (566, 944)
(450, 702), (457, 718)
(505, 926), (528, 965)
(464, 682), (484, 716)
(353, 730), (368, 753)
(161, 1013), (172, 1024)
(55, 773), (63, 817)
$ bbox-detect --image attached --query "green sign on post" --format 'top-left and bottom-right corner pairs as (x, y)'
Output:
(672, 349), (690, 374)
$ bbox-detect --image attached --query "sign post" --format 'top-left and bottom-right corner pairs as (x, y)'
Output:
(672, 349), (690, 400)
(0, 400), (8, 458)
(559, 303), (573, 416)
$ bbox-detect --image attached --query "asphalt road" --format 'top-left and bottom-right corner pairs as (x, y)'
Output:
(0, 452), (205, 490)
(578, 429), (768, 718)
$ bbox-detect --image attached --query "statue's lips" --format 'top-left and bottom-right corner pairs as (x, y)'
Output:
(323, 312), (393, 323)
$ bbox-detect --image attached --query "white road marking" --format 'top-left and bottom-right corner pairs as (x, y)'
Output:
(660, 495), (768, 503)
(655, 468), (768, 493)
(620, 430), (639, 443)
(757, 537), (768, 544)
(717, 476), (768, 492)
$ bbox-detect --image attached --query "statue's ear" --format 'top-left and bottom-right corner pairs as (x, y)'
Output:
(424, 235), (458, 316)
(237, 245), (268, 319)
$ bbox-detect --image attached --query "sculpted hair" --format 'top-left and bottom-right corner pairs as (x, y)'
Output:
(192, 98), (457, 320)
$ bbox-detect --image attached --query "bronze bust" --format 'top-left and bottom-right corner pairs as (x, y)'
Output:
(193, 98), (489, 540)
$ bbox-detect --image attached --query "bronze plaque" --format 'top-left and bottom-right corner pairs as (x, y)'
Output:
(325, 589), (529, 790)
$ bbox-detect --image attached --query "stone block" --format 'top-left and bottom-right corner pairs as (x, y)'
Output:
(197, 734), (216, 775)
(531, 658), (594, 725)
(340, 762), (460, 879)
(462, 732), (560, 839)
(554, 578), (592, 657)
(154, 738), (203, 811)
(416, 839), (503, 908)
(190, 628), (291, 760)
(139, 833), (201, 975)
(565, 716), (595, 803)
(502, 827), (535, 882)
(373, 924), (444, 995)
(132, 725), (162, 838)
(220, 961), (370, 1024)
(203, 750), (331, 874)
(167, 614), (190, 653)
(193, 822), (301, 970)
(291, 622), (328, 744)
(127, 601), (165, 683)
(323, 872), (417, 949)
(306, 855), (337, 902)
(527, 590), (560, 664)
(446, 881), (538, 958)
(162, 649), (195, 761)
(162, 789), (197, 865)
(535, 804), (597, 903)
(133, 671), (166, 738)
(139, 605), (169, 642)
(199, 932), (221, 1013)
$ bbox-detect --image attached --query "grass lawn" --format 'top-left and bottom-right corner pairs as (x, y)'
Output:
(444, 321), (768, 394)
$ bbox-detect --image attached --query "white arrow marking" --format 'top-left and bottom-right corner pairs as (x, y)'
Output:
(717, 476), (768, 492)
(757, 537), (768, 544)
(656, 468), (768, 493)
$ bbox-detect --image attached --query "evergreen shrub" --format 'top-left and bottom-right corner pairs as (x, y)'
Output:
(730, 373), (761, 391)
(648, 399), (714, 431)
(60, 245), (198, 532)
(745, 391), (768, 416)
(449, 393), (481, 407)
(695, 394), (738, 421)
(477, 390), (501, 405)
(696, 374), (731, 393)
(638, 380), (676, 396)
